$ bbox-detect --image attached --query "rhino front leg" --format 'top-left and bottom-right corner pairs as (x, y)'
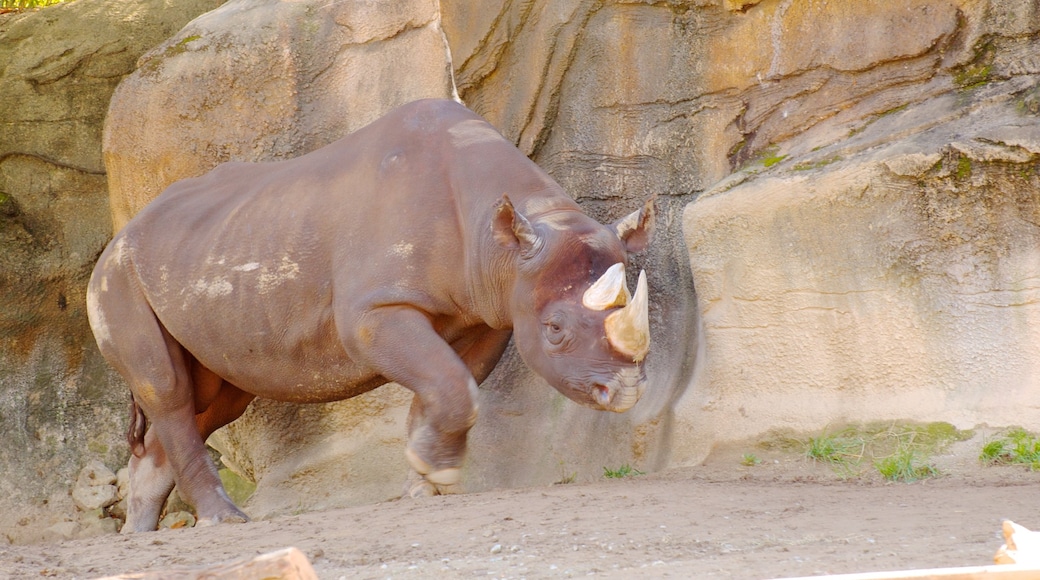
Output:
(344, 306), (484, 490)
(404, 325), (512, 498)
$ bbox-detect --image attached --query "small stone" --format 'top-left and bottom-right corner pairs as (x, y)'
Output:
(76, 517), (121, 538)
(490, 544), (502, 554)
(159, 511), (196, 530)
(107, 497), (128, 521)
(115, 467), (130, 500)
(78, 460), (117, 488)
(39, 521), (78, 543)
(79, 507), (105, 522)
(72, 483), (118, 511)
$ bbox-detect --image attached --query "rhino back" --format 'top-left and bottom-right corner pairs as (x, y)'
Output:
(119, 100), (498, 400)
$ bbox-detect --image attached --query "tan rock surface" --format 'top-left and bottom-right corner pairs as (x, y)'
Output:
(679, 76), (1040, 463)
(0, 0), (225, 544)
(103, 0), (455, 230)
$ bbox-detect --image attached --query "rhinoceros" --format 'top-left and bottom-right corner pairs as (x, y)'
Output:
(87, 99), (654, 532)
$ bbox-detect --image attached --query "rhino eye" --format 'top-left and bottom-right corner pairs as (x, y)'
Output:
(544, 316), (567, 346)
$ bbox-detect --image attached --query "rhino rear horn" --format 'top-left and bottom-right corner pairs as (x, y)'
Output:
(605, 269), (650, 362)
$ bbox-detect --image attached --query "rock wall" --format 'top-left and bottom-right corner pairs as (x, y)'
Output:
(4, 0), (1040, 538)
(675, 1), (1040, 462)
(0, 0), (226, 543)
(101, 0), (684, 518)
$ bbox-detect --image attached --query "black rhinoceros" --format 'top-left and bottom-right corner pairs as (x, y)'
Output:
(87, 99), (654, 532)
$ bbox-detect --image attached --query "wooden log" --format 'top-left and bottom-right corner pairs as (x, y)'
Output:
(97, 546), (318, 580)
(995, 520), (1040, 565)
(775, 564), (1040, 580)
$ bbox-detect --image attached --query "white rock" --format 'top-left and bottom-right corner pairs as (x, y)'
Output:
(77, 460), (117, 488)
(72, 483), (118, 511)
(115, 467), (130, 500)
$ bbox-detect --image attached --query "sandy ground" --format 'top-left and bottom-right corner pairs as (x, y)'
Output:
(4, 438), (1040, 580)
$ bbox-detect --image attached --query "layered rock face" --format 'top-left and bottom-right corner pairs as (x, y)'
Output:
(0, 0), (225, 542)
(674, 1), (1040, 462)
(103, 0), (456, 229)
(5, 0), (1040, 534)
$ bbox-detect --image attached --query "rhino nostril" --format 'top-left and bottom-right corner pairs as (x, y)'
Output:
(593, 384), (611, 406)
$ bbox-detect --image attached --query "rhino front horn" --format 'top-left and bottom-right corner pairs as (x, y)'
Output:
(583, 263), (630, 311)
(605, 270), (650, 362)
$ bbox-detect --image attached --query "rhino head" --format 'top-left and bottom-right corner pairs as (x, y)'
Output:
(493, 195), (654, 413)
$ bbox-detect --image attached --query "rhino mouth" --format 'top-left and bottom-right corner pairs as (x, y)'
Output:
(568, 367), (647, 413)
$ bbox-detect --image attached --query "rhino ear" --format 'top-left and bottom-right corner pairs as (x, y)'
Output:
(611, 196), (655, 254)
(493, 194), (542, 257)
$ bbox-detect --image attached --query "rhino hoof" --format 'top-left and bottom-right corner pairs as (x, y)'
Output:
(426, 468), (461, 486)
(405, 447), (461, 486)
(195, 511), (250, 527)
(407, 479), (438, 498)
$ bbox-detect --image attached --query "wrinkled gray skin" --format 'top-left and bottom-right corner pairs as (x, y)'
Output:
(87, 99), (654, 532)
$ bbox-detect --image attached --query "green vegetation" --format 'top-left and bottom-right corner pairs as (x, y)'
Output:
(954, 39), (995, 90)
(806, 433), (863, 465)
(554, 460), (577, 485)
(795, 422), (972, 481)
(954, 63), (992, 90)
(793, 156), (843, 171)
(603, 464), (644, 479)
(1, 0), (66, 10)
(218, 468), (256, 506)
(955, 156), (972, 180)
(979, 427), (1040, 470)
(760, 147), (789, 168)
(874, 440), (940, 483)
(741, 453), (762, 467)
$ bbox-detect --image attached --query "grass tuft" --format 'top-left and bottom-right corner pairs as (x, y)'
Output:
(979, 427), (1040, 470)
(741, 453), (762, 467)
(796, 422), (969, 482)
(874, 440), (940, 482)
(1, 0), (65, 10)
(603, 464), (644, 479)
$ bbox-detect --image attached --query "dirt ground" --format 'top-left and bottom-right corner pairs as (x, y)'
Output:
(3, 435), (1039, 580)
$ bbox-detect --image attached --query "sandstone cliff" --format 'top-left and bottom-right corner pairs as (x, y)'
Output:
(0, 0), (225, 542)
(1, 0), (1038, 539)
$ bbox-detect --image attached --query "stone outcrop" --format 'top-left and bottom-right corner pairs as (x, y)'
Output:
(103, 0), (456, 230)
(4, 0), (1040, 537)
(0, 0), (225, 543)
(676, 1), (1040, 461)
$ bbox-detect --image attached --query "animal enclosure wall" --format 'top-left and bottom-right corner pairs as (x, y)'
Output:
(1, 0), (1038, 539)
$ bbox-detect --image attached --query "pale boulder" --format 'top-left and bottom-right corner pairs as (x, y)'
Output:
(103, 0), (456, 229)
(678, 77), (1040, 462)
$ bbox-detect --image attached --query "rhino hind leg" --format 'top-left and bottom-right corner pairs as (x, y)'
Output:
(90, 256), (250, 531)
(123, 428), (176, 533)
(122, 381), (254, 532)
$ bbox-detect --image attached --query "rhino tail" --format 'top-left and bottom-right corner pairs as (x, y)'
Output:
(127, 394), (147, 457)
